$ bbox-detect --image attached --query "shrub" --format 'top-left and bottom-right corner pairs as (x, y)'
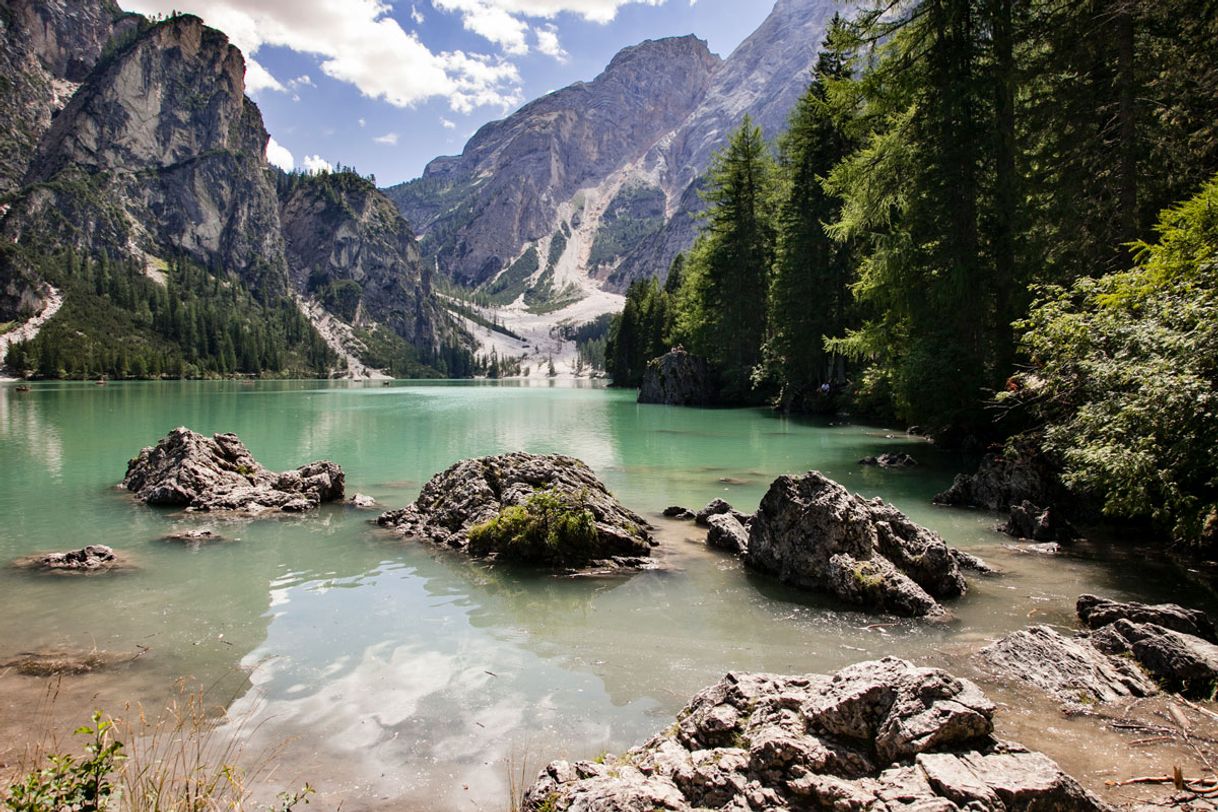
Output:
(4, 712), (122, 811)
(468, 489), (599, 566)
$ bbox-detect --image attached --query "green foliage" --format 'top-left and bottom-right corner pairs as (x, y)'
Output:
(561, 314), (612, 371)
(674, 117), (777, 402)
(4, 712), (123, 812)
(1016, 175), (1218, 548)
(605, 273), (674, 388)
(4, 252), (334, 379)
(467, 489), (599, 566)
(318, 279), (362, 324)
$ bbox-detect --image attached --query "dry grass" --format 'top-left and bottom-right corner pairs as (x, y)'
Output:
(1, 679), (309, 811)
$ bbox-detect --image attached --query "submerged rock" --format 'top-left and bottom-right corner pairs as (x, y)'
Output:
(981, 594), (1218, 704)
(123, 428), (344, 513)
(160, 529), (228, 546)
(663, 505), (696, 520)
(1077, 594), (1218, 642)
(14, 545), (122, 572)
(349, 493), (378, 509)
(0, 648), (141, 677)
(638, 348), (716, 407)
(745, 472), (971, 618)
(695, 499), (749, 528)
(523, 657), (1106, 811)
(859, 452), (918, 468)
(376, 452), (654, 571)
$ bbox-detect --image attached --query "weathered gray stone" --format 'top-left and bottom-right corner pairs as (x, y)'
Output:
(638, 349), (716, 407)
(933, 453), (1057, 512)
(744, 472), (968, 617)
(978, 625), (1159, 704)
(123, 428), (344, 513)
(859, 452), (918, 468)
(1078, 594), (1218, 643)
(706, 513), (749, 555)
(376, 452), (654, 570)
(695, 498), (748, 527)
(1001, 500), (1076, 542)
(522, 658), (1107, 811)
(1091, 620), (1218, 698)
(14, 544), (119, 572)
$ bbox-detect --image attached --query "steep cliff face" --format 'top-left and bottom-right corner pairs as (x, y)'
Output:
(279, 171), (457, 354)
(387, 0), (840, 299)
(0, 0), (132, 194)
(4, 14), (289, 300)
(387, 35), (721, 287)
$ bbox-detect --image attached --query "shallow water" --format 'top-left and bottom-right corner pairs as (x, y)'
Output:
(0, 380), (1212, 808)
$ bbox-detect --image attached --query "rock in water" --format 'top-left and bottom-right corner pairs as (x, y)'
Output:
(376, 453), (654, 570)
(638, 349), (716, 407)
(15, 545), (119, 572)
(1077, 594), (1218, 642)
(695, 498), (749, 527)
(123, 428), (344, 513)
(745, 472), (969, 618)
(522, 658), (1106, 812)
(705, 513), (749, 555)
(858, 452), (919, 468)
(933, 453), (1056, 512)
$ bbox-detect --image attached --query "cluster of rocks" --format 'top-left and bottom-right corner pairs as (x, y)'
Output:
(859, 453), (918, 469)
(376, 452), (656, 571)
(671, 473), (990, 618)
(523, 657), (1105, 811)
(934, 453), (1078, 543)
(638, 349), (717, 407)
(122, 428), (345, 513)
(981, 594), (1218, 702)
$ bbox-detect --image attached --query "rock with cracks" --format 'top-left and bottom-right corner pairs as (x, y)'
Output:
(1077, 594), (1218, 643)
(933, 453), (1057, 512)
(522, 657), (1107, 811)
(706, 513), (749, 555)
(745, 472), (972, 618)
(376, 452), (655, 571)
(14, 545), (121, 572)
(123, 428), (345, 513)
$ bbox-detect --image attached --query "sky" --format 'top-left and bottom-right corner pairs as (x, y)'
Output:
(121, 0), (776, 186)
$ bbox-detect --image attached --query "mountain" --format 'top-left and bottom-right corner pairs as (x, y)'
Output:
(385, 0), (840, 302)
(0, 6), (466, 378)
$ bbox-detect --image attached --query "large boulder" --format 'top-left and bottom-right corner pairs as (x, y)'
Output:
(522, 658), (1107, 811)
(933, 453), (1056, 512)
(1000, 500), (1076, 542)
(638, 348), (716, 407)
(1090, 620), (1218, 697)
(745, 472), (970, 618)
(123, 428), (345, 513)
(376, 452), (654, 570)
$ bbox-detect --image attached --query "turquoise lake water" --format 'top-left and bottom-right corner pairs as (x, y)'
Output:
(0, 380), (1209, 808)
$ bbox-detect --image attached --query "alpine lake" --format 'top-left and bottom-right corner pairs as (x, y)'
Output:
(0, 380), (1212, 809)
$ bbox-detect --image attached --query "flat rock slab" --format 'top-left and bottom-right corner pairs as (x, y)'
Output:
(523, 657), (1107, 811)
(744, 472), (974, 618)
(1078, 594), (1217, 643)
(377, 452), (655, 572)
(123, 428), (344, 513)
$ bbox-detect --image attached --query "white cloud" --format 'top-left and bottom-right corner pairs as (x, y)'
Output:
(411, 3), (426, 24)
(122, 0), (524, 112)
(302, 154), (333, 174)
(534, 23), (567, 61)
(265, 136), (295, 171)
(358, 117), (367, 127)
(373, 132), (400, 145)
(438, 0), (666, 27)
(440, 117), (457, 129)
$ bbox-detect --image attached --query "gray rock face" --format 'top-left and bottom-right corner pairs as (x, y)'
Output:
(706, 513), (749, 555)
(0, 0), (129, 194)
(279, 171), (462, 357)
(4, 15), (291, 300)
(1077, 594), (1218, 642)
(123, 427), (344, 513)
(859, 453), (919, 468)
(933, 453), (1056, 513)
(982, 595), (1218, 703)
(376, 453), (654, 570)
(387, 36), (722, 286)
(979, 625), (1160, 705)
(745, 472), (968, 618)
(522, 657), (1107, 812)
(695, 499), (748, 527)
(1000, 500), (1076, 542)
(638, 349), (716, 407)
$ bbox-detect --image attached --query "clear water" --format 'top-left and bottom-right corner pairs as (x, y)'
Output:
(0, 380), (1211, 808)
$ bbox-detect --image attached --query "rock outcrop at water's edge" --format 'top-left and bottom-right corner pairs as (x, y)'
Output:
(638, 349), (717, 407)
(980, 594), (1218, 703)
(376, 452), (656, 571)
(744, 472), (972, 618)
(522, 657), (1108, 811)
(123, 428), (344, 513)
(13, 544), (124, 573)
